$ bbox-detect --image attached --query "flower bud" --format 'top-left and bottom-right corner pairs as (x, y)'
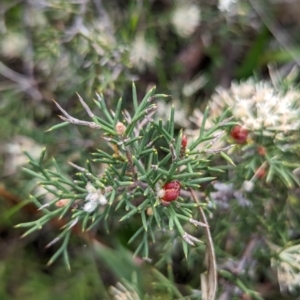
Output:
(115, 122), (126, 136)
(256, 168), (266, 179)
(230, 125), (248, 144)
(181, 135), (187, 148)
(257, 146), (266, 156)
(158, 180), (181, 202)
(163, 180), (181, 191)
(161, 188), (180, 202)
(242, 180), (254, 192)
(55, 199), (70, 207)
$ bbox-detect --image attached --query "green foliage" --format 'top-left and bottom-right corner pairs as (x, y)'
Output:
(2, 0), (300, 299)
(18, 85), (227, 267)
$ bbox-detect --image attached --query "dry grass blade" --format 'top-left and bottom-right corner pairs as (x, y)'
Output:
(190, 188), (217, 300)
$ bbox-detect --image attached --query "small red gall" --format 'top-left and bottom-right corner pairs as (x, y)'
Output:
(230, 125), (248, 144)
(161, 199), (171, 206)
(161, 188), (180, 202)
(256, 168), (266, 179)
(159, 180), (181, 202)
(257, 146), (266, 156)
(163, 180), (181, 191)
(181, 135), (187, 148)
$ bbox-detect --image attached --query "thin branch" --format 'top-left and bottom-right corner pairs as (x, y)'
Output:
(218, 116), (234, 127)
(68, 161), (87, 172)
(169, 143), (177, 161)
(122, 110), (132, 124)
(202, 145), (234, 154)
(59, 116), (100, 129)
(134, 105), (157, 136)
(183, 232), (202, 246)
(189, 218), (208, 228)
(52, 99), (101, 129)
(76, 93), (95, 117)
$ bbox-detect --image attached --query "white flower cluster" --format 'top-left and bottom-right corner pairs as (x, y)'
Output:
(130, 35), (158, 71)
(83, 182), (107, 213)
(171, 3), (201, 38)
(192, 79), (300, 139)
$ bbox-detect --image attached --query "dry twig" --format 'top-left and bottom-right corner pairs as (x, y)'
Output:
(52, 99), (101, 129)
(190, 188), (217, 300)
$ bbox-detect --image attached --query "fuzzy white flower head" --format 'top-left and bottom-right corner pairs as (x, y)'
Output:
(130, 35), (158, 71)
(84, 182), (107, 213)
(242, 180), (254, 192)
(206, 79), (300, 139)
(171, 3), (201, 38)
